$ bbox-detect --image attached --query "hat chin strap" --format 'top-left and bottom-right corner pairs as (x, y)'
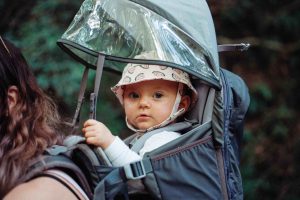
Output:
(126, 83), (185, 133)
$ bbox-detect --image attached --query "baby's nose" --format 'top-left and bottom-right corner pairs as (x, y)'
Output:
(139, 96), (150, 108)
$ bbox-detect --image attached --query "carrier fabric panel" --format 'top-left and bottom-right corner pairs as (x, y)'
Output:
(221, 69), (249, 200)
(148, 136), (223, 200)
(222, 69), (250, 161)
(225, 139), (243, 200)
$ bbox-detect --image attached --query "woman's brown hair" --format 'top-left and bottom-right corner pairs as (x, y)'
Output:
(0, 37), (63, 197)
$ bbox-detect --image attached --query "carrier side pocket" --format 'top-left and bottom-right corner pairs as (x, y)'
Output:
(145, 136), (224, 200)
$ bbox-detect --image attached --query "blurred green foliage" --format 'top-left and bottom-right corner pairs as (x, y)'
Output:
(1, 0), (299, 199)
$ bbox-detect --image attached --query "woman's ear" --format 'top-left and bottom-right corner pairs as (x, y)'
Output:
(179, 95), (191, 112)
(7, 86), (19, 112)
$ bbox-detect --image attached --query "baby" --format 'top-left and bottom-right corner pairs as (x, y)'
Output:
(82, 57), (197, 167)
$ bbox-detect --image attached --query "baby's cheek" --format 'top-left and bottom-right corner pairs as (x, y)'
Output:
(161, 102), (174, 113)
(124, 103), (135, 118)
(156, 105), (173, 121)
(124, 102), (134, 111)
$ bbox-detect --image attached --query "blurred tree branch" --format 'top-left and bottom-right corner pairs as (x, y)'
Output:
(218, 36), (300, 54)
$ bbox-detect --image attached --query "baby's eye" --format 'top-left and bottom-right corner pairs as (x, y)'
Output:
(153, 92), (163, 99)
(128, 92), (139, 99)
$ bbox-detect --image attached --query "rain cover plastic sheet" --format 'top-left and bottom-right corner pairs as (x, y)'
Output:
(58, 0), (221, 89)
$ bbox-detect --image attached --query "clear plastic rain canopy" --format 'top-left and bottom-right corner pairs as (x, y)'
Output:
(57, 0), (221, 89)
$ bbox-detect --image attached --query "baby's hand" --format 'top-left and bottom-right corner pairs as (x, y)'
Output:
(82, 119), (115, 149)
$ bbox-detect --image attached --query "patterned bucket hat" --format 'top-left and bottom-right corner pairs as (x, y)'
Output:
(111, 63), (198, 105)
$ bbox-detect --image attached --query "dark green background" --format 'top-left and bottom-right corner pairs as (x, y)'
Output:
(1, 0), (299, 199)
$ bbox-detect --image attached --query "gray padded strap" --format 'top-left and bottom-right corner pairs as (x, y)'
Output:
(124, 133), (140, 147)
(45, 145), (68, 156)
(63, 135), (112, 166)
(130, 121), (192, 153)
(63, 135), (86, 147)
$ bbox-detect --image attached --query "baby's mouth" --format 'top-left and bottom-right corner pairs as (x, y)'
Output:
(136, 114), (150, 121)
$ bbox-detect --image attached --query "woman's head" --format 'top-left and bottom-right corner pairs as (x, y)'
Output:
(111, 62), (198, 132)
(0, 37), (45, 118)
(0, 37), (62, 196)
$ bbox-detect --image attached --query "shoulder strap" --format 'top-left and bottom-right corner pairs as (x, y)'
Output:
(130, 121), (192, 153)
(123, 132), (140, 147)
(26, 154), (93, 199)
(40, 169), (90, 200)
(63, 135), (112, 167)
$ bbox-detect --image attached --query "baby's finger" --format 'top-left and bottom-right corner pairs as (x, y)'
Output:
(83, 119), (97, 127)
(82, 125), (96, 133)
(84, 130), (98, 138)
(86, 136), (100, 146)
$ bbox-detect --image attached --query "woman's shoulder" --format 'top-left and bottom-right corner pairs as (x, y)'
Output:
(4, 175), (79, 200)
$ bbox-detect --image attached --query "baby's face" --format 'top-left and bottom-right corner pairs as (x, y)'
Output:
(123, 80), (178, 130)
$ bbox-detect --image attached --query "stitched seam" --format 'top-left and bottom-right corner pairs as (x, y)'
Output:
(152, 136), (212, 161)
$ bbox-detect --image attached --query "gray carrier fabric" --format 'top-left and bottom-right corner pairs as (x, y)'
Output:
(121, 121), (228, 200)
(126, 67), (249, 200)
(143, 122), (225, 200)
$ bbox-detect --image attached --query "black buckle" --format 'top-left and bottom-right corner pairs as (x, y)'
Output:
(124, 160), (146, 180)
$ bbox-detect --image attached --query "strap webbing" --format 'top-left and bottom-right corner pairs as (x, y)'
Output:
(89, 54), (105, 120)
(123, 158), (153, 180)
(71, 67), (89, 128)
(93, 168), (129, 200)
(71, 54), (105, 128)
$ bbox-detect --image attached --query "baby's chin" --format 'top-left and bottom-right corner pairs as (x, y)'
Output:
(134, 123), (153, 131)
(136, 125), (150, 131)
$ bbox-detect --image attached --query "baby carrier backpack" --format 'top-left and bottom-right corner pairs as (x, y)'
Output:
(27, 0), (250, 200)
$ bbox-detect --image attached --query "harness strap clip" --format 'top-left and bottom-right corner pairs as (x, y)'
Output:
(124, 160), (146, 180)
